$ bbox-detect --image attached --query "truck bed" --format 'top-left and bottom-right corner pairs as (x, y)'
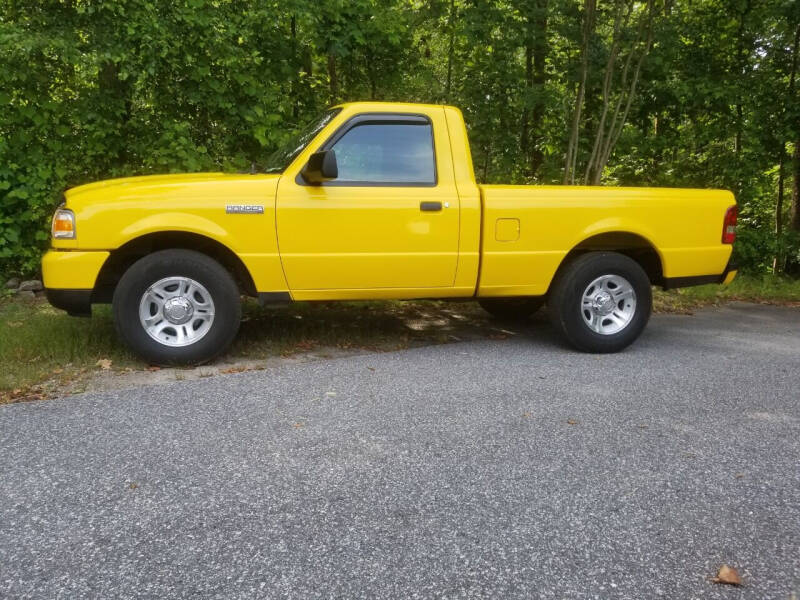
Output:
(477, 185), (735, 296)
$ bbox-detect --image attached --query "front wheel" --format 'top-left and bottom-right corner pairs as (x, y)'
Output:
(548, 252), (651, 353)
(112, 250), (242, 365)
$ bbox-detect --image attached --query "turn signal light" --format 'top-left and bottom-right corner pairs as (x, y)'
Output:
(52, 208), (76, 239)
(722, 205), (737, 244)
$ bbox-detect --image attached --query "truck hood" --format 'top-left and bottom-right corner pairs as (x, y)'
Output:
(64, 172), (281, 207)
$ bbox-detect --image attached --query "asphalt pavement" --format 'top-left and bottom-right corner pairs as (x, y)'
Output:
(1, 303), (799, 599)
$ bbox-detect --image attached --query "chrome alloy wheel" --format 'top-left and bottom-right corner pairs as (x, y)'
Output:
(138, 276), (215, 347)
(580, 274), (637, 335)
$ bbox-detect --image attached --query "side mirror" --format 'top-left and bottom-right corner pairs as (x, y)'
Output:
(301, 149), (338, 184)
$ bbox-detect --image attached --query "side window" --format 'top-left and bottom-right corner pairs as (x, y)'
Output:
(330, 122), (436, 185)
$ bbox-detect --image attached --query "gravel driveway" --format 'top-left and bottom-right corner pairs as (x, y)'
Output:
(1, 303), (799, 599)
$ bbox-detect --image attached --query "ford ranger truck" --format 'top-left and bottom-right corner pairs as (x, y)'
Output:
(42, 102), (738, 365)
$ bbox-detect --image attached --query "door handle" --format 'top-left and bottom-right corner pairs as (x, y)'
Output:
(420, 201), (443, 212)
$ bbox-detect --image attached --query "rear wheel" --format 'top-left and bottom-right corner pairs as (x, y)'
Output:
(478, 297), (544, 321)
(112, 250), (241, 365)
(548, 252), (651, 353)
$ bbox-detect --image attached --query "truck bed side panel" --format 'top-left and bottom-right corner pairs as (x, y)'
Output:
(478, 185), (734, 296)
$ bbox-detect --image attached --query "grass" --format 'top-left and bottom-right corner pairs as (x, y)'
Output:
(1, 274), (798, 403)
(0, 294), (490, 403)
(653, 274), (800, 312)
(0, 299), (138, 402)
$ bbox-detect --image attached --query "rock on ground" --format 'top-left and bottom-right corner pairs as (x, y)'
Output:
(17, 280), (43, 292)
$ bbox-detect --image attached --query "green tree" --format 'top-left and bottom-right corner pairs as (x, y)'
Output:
(1, 0), (798, 277)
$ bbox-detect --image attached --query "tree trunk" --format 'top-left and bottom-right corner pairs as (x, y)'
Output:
(327, 53), (338, 104)
(733, 0), (752, 159)
(776, 22), (800, 273)
(365, 47), (377, 100)
(564, 0), (596, 184)
(445, 0), (456, 102)
(787, 23), (800, 233)
(734, 104), (742, 156)
(583, 0), (628, 184)
(583, 0), (655, 185)
(791, 141), (800, 232)
(773, 150), (785, 272)
(291, 15), (299, 119)
(529, 0), (549, 178)
(592, 25), (651, 184)
(481, 143), (492, 183)
(521, 43), (532, 158)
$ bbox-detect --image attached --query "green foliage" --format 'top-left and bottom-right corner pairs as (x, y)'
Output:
(656, 273), (800, 309)
(0, 0), (798, 277)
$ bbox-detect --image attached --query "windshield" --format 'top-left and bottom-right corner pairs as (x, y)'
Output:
(263, 108), (341, 173)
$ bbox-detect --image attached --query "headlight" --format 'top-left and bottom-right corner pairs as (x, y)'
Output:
(52, 207), (76, 239)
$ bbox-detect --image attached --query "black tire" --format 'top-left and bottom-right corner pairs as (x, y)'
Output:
(478, 297), (544, 321)
(548, 252), (651, 353)
(112, 249), (241, 365)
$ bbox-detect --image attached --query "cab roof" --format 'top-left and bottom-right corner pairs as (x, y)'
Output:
(332, 101), (460, 113)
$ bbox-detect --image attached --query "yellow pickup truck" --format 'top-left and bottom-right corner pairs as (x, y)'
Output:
(43, 102), (738, 364)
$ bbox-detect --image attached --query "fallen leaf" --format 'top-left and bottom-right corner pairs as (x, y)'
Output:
(567, 419), (578, 425)
(220, 366), (247, 374)
(522, 412), (532, 418)
(712, 565), (742, 586)
(146, 365), (161, 371)
(367, 366), (376, 371)
(52, 368), (63, 374)
(638, 424), (648, 429)
(293, 422), (304, 428)
(735, 473), (744, 479)
(4, 385), (47, 403)
(96, 358), (112, 370)
(129, 482), (138, 490)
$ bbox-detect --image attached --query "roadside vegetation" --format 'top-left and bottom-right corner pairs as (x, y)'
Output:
(0, 294), (486, 404)
(2, 275), (798, 404)
(2, 1), (800, 279)
(654, 274), (800, 312)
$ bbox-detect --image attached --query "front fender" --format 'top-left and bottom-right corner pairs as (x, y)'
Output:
(117, 213), (233, 250)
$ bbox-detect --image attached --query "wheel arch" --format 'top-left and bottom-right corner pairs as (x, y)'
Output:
(548, 231), (665, 294)
(93, 231), (257, 302)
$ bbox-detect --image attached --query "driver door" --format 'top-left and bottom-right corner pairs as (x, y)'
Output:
(275, 112), (460, 293)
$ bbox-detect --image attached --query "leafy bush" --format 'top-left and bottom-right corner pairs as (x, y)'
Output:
(1, 0), (797, 279)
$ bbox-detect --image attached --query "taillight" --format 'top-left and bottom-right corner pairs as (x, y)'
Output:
(722, 205), (737, 244)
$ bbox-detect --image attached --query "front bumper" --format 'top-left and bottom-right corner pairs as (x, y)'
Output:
(45, 289), (94, 316)
(42, 250), (109, 316)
